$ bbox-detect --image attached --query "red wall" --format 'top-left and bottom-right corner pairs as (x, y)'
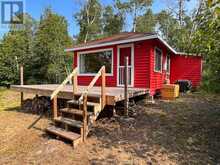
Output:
(73, 45), (117, 87)
(134, 40), (151, 88)
(72, 39), (202, 94)
(73, 41), (152, 89)
(149, 39), (169, 95)
(170, 54), (202, 87)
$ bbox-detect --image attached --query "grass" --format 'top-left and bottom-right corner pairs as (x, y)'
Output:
(0, 87), (20, 111)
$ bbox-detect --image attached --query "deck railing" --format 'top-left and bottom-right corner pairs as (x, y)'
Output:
(79, 66), (106, 141)
(118, 66), (132, 86)
(50, 67), (78, 118)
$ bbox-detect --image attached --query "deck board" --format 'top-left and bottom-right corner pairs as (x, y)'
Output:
(11, 84), (149, 105)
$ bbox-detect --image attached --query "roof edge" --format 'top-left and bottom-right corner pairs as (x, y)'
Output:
(65, 34), (200, 56)
(65, 34), (158, 52)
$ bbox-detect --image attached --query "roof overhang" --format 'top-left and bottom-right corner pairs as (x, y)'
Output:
(65, 34), (176, 54)
(65, 34), (201, 56)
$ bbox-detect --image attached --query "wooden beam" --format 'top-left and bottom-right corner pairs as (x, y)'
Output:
(82, 94), (87, 142)
(52, 96), (58, 119)
(51, 67), (78, 100)
(101, 66), (106, 109)
(20, 65), (24, 107)
(124, 57), (129, 116)
(72, 69), (78, 98)
(78, 66), (104, 102)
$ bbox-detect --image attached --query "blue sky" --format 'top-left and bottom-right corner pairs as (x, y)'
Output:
(0, 0), (197, 39)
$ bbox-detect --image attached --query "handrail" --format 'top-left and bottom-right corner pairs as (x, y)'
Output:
(78, 66), (105, 102)
(51, 67), (78, 100)
(80, 66), (106, 141)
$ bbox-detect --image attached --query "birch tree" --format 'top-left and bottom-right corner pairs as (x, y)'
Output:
(74, 0), (102, 43)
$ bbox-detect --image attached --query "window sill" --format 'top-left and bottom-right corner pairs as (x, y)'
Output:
(154, 70), (162, 74)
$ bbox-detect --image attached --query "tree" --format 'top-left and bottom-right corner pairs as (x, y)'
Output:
(136, 8), (156, 32)
(33, 8), (72, 84)
(102, 5), (124, 36)
(0, 14), (36, 86)
(123, 0), (152, 32)
(164, 0), (190, 26)
(191, 0), (220, 92)
(74, 0), (102, 43)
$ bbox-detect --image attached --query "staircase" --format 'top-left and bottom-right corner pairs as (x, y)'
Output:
(46, 66), (106, 148)
(46, 94), (102, 148)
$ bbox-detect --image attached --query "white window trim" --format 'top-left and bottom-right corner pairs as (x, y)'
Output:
(154, 47), (163, 73)
(117, 43), (134, 87)
(77, 48), (114, 76)
(166, 54), (171, 74)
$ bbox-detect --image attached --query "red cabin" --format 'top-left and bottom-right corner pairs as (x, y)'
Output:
(66, 32), (202, 95)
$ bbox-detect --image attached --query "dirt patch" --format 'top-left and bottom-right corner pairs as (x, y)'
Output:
(0, 90), (220, 164)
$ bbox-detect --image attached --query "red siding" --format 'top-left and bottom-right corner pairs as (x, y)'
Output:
(72, 38), (202, 94)
(149, 40), (169, 95)
(170, 55), (202, 87)
(134, 40), (151, 88)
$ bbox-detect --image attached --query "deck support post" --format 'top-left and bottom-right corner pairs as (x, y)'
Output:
(124, 57), (129, 116)
(82, 94), (88, 142)
(52, 96), (58, 119)
(101, 66), (106, 109)
(20, 65), (24, 107)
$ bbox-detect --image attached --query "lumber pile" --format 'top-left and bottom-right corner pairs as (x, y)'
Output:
(22, 96), (51, 114)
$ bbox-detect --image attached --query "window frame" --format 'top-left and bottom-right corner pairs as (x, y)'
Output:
(77, 48), (114, 76)
(166, 53), (171, 74)
(154, 47), (163, 73)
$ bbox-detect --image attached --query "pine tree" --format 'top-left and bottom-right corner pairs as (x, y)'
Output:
(33, 8), (72, 83)
(102, 5), (124, 36)
(136, 9), (156, 32)
(0, 14), (35, 86)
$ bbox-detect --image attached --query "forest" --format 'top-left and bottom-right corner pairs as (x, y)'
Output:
(0, 0), (219, 93)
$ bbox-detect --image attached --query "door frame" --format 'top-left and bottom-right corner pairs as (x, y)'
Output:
(117, 43), (134, 87)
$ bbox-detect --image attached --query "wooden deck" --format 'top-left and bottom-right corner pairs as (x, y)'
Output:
(11, 84), (149, 105)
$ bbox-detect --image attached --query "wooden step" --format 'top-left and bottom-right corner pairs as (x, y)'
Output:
(46, 126), (81, 148)
(60, 108), (93, 116)
(67, 100), (101, 112)
(67, 100), (100, 107)
(74, 93), (101, 103)
(54, 116), (82, 128)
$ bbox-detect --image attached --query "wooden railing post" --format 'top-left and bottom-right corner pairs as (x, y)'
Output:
(101, 66), (106, 109)
(72, 70), (78, 98)
(20, 65), (24, 107)
(82, 94), (88, 142)
(124, 57), (129, 116)
(52, 96), (58, 119)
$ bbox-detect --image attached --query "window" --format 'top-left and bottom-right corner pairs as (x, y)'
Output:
(78, 49), (113, 75)
(154, 48), (162, 72)
(166, 54), (170, 74)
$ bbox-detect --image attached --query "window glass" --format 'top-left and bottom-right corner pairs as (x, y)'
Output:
(166, 54), (170, 73)
(155, 48), (162, 72)
(79, 50), (112, 74)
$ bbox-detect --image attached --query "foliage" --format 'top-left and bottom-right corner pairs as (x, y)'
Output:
(32, 8), (72, 84)
(192, 1), (220, 93)
(0, 14), (36, 86)
(74, 0), (102, 43)
(122, 0), (152, 32)
(102, 5), (124, 36)
(136, 8), (156, 32)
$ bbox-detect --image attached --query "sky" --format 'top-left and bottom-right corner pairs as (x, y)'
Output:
(0, 0), (198, 39)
